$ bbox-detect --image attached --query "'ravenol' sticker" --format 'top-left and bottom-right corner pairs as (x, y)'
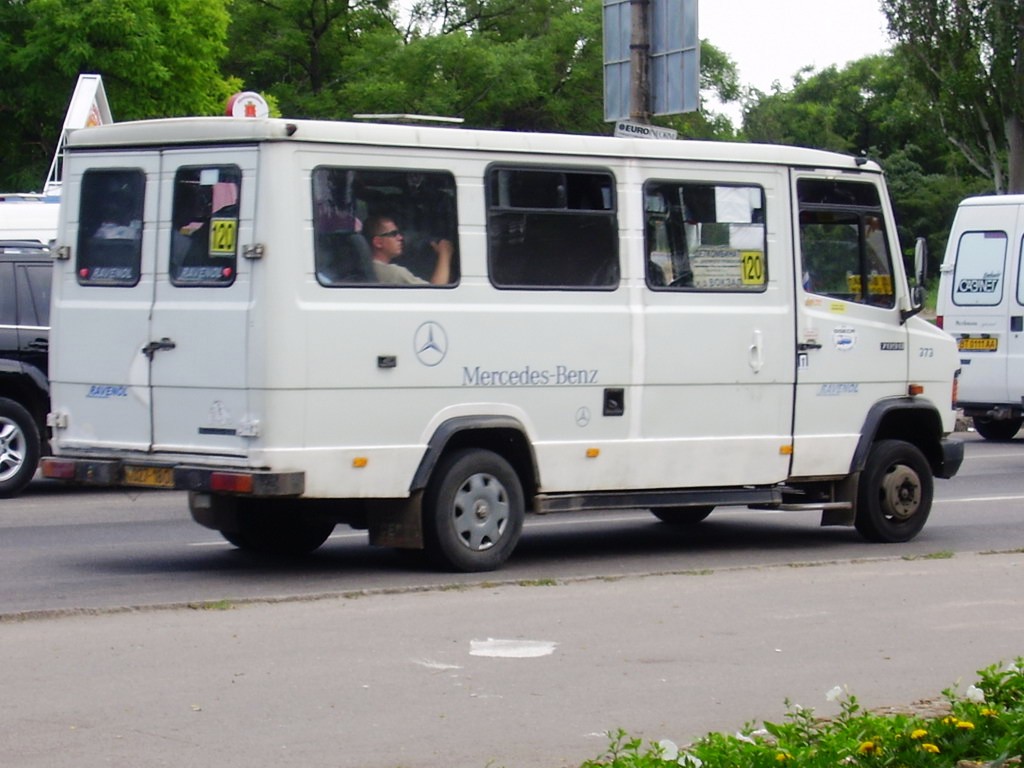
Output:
(818, 383), (859, 396)
(87, 385), (128, 398)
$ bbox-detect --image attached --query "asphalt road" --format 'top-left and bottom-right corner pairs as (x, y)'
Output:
(1, 432), (1022, 616)
(1, 432), (1023, 768)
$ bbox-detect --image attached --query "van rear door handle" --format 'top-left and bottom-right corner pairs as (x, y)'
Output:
(141, 338), (177, 360)
(797, 341), (823, 351)
(1011, 316), (1023, 333)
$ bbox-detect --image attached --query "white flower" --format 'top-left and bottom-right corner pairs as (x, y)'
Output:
(658, 740), (679, 761)
(965, 684), (986, 703)
(678, 753), (703, 768)
(734, 732), (755, 744)
(826, 685), (845, 702)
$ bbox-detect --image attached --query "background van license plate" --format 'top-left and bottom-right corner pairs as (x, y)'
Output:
(124, 466), (174, 488)
(958, 337), (998, 351)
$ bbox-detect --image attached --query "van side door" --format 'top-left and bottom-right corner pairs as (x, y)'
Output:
(639, 169), (795, 488)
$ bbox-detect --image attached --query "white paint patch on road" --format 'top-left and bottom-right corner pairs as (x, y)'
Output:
(469, 638), (557, 658)
(413, 659), (463, 670)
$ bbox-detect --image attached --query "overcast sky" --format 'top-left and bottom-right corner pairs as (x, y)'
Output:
(699, 0), (893, 92)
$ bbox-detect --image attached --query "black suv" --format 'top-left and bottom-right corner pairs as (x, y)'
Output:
(0, 241), (52, 496)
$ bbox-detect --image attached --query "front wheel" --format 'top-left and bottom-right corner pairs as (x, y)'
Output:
(973, 416), (1022, 441)
(0, 397), (41, 498)
(854, 439), (933, 543)
(423, 448), (525, 572)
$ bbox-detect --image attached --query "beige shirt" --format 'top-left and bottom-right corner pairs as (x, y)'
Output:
(372, 260), (427, 285)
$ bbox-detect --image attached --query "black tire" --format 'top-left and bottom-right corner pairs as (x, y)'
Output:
(423, 448), (524, 572)
(972, 416), (1022, 441)
(854, 439), (933, 543)
(0, 397), (41, 498)
(650, 506), (714, 525)
(220, 503), (334, 556)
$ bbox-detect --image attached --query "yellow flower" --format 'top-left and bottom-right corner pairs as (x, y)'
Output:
(942, 715), (959, 726)
(922, 743), (940, 754)
(981, 708), (999, 718)
(956, 720), (975, 730)
(775, 752), (789, 762)
(858, 741), (879, 755)
(910, 729), (929, 740)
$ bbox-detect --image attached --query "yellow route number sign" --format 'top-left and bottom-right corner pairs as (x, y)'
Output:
(209, 217), (238, 257)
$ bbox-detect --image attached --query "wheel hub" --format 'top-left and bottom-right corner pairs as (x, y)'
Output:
(882, 465), (920, 521)
(474, 500), (490, 521)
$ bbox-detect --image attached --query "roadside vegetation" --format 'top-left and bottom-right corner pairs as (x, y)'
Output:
(579, 659), (1024, 768)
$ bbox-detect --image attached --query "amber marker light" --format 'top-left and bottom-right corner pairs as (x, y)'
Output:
(352, 457), (368, 468)
(586, 448), (600, 458)
(908, 383), (925, 396)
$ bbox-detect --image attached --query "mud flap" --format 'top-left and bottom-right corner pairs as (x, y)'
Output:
(367, 491), (425, 549)
(819, 473), (858, 527)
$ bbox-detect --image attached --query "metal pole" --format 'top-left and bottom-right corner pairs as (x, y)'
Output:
(629, 0), (651, 123)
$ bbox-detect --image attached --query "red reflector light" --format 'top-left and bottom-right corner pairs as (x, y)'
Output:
(41, 458), (76, 479)
(210, 472), (254, 493)
(935, 315), (944, 329)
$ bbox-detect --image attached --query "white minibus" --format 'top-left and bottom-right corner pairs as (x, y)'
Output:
(936, 194), (1024, 440)
(42, 117), (963, 571)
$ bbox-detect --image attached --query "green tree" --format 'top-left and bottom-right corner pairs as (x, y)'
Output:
(0, 0), (239, 191)
(881, 0), (1024, 193)
(742, 52), (988, 265)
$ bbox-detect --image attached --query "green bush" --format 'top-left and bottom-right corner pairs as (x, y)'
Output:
(580, 659), (1024, 768)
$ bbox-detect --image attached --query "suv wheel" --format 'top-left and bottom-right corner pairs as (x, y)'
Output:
(0, 397), (41, 497)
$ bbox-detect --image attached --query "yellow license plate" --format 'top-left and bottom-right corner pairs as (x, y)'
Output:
(958, 337), (998, 351)
(123, 465), (175, 488)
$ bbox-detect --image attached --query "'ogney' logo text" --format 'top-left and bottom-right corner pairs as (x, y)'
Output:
(957, 272), (1001, 294)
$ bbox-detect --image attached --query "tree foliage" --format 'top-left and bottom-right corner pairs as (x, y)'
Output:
(881, 0), (1024, 193)
(743, 53), (989, 263)
(0, 0), (239, 191)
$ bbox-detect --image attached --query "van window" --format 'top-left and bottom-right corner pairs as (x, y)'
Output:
(644, 181), (766, 290)
(486, 166), (618, 289)
(312, 167), (458, 287)
(76, 169), (145, 286)
(951, 231), (1007, 306)
(797, 179), (894, 308)
(170, 166), (242, 286)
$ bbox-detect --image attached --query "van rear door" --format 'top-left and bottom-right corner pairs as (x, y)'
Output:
(149, 149), (257, 457)
(50, 158), (158, 453)
(51, 148), (257, 459)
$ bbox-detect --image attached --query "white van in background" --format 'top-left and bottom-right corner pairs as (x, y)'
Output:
(41, 117), (963, 571)
(936, 195), (1024, 440)
(0, 193), (60, 244)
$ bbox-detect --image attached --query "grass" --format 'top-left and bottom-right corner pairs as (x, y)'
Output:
(577, 658), (1024, 768)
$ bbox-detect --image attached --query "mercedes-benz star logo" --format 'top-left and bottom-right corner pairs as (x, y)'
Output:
(414, 321), (448, 367)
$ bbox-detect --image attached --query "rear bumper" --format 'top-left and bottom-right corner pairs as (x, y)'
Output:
(40, 456), (304, 496)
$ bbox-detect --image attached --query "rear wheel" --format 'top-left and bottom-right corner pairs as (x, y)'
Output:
(221, 502), (335, 556)
(972, 416), (1022, 441)
(423, 448), (524, 572)
(650, 506), (714, 525)
(0, 398), (41, 498)
(854, 439), (933, 543)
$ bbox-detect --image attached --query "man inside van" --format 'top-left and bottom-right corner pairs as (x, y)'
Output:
(365, 215), (453, 285)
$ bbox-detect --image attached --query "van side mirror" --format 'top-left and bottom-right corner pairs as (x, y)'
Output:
(902, 237), (928, 322)
(914, 236), (927, 286)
